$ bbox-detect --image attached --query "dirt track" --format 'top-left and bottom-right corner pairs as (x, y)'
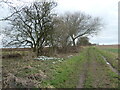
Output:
(77, 47), (118, 88)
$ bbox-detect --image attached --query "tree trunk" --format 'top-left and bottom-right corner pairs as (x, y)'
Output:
(33, 47), (36, 52)
(39, 46), (44, 55)
(36, 49), (40, 56)
(72, 39), (76, 47)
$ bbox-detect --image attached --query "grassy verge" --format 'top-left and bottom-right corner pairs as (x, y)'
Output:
(96, 49), (118, 88)
(3, 48), (87, 88)
(95, 48), (118, 70)
(42, 50), (87, 88)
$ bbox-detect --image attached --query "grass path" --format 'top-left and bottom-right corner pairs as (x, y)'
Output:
(77, 47), (118, 88)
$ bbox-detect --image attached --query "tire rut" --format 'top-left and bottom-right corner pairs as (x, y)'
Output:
(76, 48), (90, 88)
(76, 61), (88, 88)
(76, 47), (118, 88)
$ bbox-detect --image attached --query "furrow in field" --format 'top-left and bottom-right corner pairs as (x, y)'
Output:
(100, 55), (118, 74)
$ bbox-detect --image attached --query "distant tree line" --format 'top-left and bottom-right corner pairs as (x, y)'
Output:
(1, 0), (103, 55)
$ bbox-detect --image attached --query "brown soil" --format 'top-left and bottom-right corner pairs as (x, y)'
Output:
(76, 61), (88, 88)
(2, 53), (22, 59)
(96, 45), (119, 49)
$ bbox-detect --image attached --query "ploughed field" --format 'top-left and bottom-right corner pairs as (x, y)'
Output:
(2, 46), (119, 88)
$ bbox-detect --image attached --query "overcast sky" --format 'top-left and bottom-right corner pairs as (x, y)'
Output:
(0, 0), (119, 46)
(56, 0), (119, 45)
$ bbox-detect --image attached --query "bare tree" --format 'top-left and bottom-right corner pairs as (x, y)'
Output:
(2, 1), (57, 55)
(50, 16), (71, 52)
(1, 0), (103, 55)
(63, 12), (103, 46)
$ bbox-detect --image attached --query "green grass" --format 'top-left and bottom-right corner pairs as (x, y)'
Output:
(96, 48), (118, 70)
(83, 47), (118, 88)
(84, 72), (93, 88)
(43, 50), (87, 88)
(96, 50), (118, 88)
(102, 48), (119, 53)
